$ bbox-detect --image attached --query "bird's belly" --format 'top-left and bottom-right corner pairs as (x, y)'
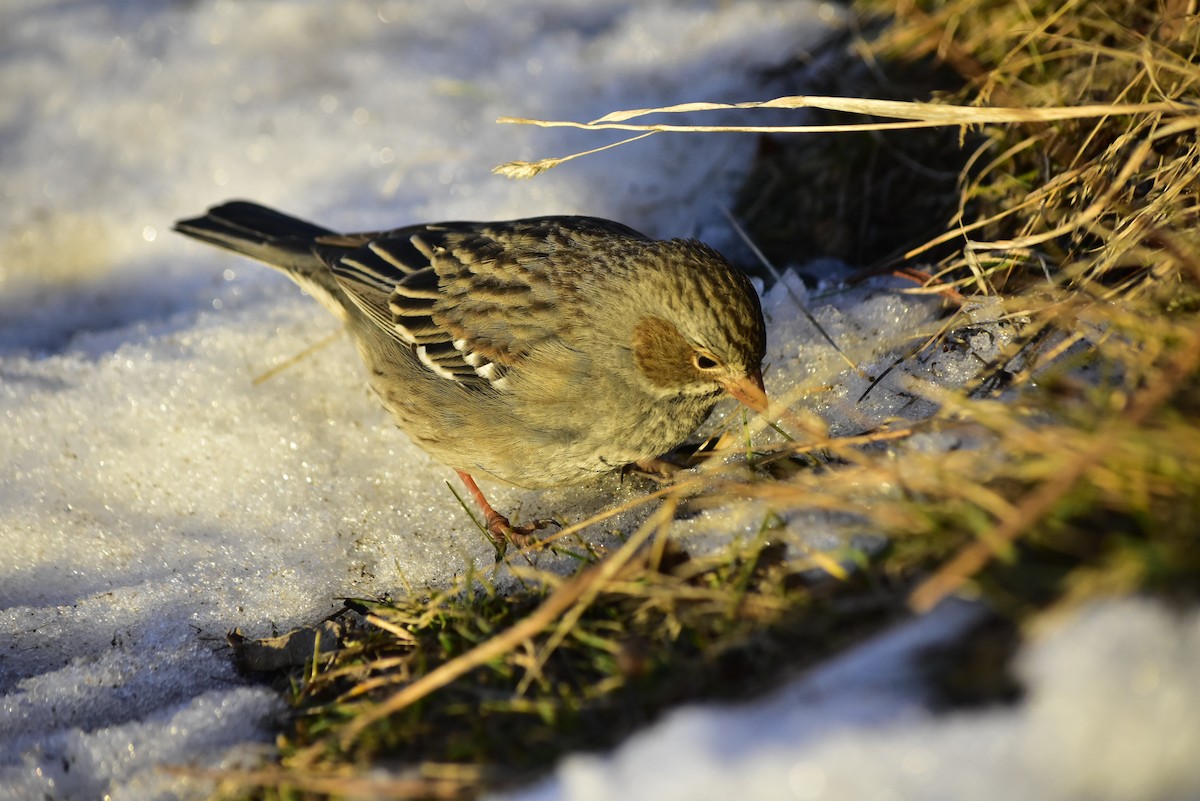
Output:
(461, 396), (717, 489)
(357, 334), (717, 488)
(398, 399), (713, 489)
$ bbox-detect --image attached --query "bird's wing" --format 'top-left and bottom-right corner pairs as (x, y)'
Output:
(320, 217), (643, 390)
(314, 230), (480, 385)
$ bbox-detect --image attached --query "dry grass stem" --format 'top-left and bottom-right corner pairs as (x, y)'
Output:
(496, 96), (1187, 176)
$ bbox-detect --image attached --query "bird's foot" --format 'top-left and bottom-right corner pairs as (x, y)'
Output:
(625, 456), (683, 484)
(484, 512), (555, 554)
(456, 470), (557, 557)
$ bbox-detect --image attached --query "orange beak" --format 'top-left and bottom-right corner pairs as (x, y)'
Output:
(721, 368), (769, 415)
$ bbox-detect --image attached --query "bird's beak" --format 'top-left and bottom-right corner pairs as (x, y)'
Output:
(721, 368), (769, 415)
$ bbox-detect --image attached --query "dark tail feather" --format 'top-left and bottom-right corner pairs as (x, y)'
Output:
(175, 201), (350, 316)
(174, 201), (334, 268)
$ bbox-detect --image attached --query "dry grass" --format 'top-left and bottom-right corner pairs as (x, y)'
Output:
(212, 1), (1200, 798)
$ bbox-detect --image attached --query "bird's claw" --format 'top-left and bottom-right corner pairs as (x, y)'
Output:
(485, 513), (556, 554)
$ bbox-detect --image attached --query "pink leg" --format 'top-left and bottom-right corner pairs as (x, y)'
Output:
(456, 470), (549, 548)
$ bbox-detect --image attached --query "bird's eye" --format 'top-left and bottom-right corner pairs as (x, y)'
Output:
(692, 351), (720, 371)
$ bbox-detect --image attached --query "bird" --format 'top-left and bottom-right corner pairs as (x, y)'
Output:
(174, 201), (769, 546)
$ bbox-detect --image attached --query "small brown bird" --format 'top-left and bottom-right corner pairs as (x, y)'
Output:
(174, 201), (768, 544)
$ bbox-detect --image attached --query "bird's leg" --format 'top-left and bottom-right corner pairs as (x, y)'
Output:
(455, 470), (550, 550)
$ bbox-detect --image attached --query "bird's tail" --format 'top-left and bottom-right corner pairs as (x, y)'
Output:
(174, 201), (349, 317)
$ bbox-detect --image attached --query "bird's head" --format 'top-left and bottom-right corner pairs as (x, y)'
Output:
(627, 239), (768, 414)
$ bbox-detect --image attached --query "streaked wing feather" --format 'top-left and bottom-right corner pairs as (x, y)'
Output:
(321, 217), (641, 391)
(320, 240), (416, 347)
(321, 232), (507, 388)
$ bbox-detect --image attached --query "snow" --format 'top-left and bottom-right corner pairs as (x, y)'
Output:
(505, 599), (1200, 801)
(1, 1), (1195, 800)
